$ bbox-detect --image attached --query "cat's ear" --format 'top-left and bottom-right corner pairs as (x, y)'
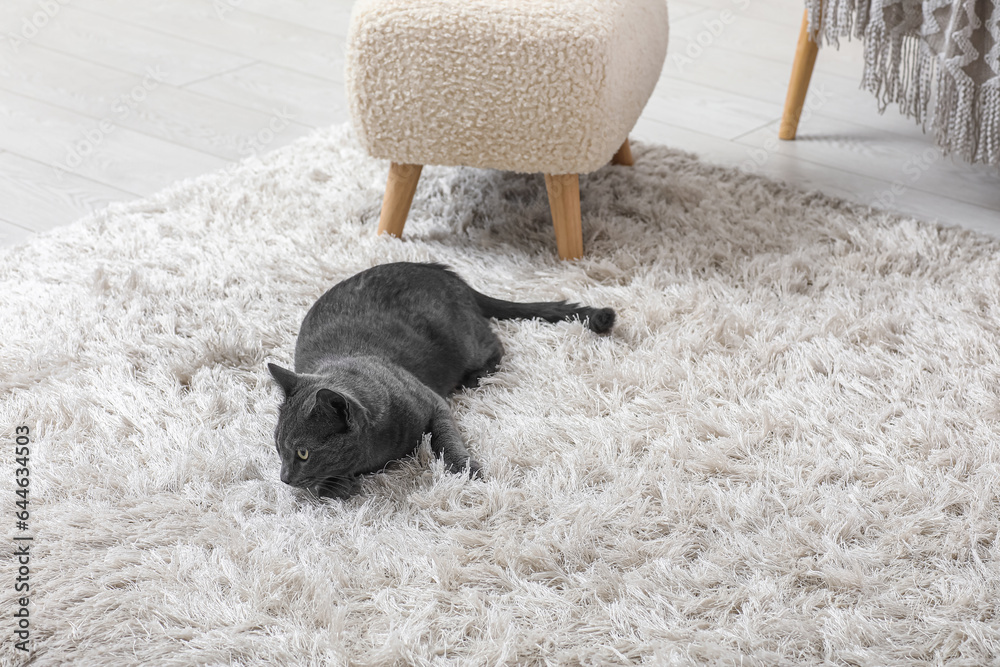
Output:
(268, 363), (299, 396)
(313, 388), (351, 433)
(313, 388), (369, 433)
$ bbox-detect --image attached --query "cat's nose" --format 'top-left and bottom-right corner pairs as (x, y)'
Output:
(280, 463), (293, 485)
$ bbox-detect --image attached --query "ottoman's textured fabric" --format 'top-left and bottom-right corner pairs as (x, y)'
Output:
(346, 0), (669, 174)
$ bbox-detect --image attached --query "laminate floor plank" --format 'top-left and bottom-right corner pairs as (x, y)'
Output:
(662, 43), (932, 141)
(632, 116), (1000, 238)
(74, 0), (346, 82)
(669, 8), (867, 79)
(686, 0), (806, 27)
(662, 1), (711, 22)
(0, 218), (35, 248)
(648, 76), (784, 141)
(0, 91), (229, 197)
(0, 41), (154, 118)
(11, 5), (254, 87)
(0, 44), (313, 161)
(0, 151), (136, 232)
(235, 0), (355, 35)
(0, 0), (70, 28)
(737, 117), (1000, 213)
(185, 62), (350, 129)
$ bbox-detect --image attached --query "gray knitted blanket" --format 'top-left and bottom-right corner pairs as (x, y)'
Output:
(805, 0), (999, 167)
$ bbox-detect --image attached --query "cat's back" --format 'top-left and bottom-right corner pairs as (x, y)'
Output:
(294, 262), (484, 379)
(304, 262), (466, 319)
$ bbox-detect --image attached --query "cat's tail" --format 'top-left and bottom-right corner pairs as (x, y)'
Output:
(472, 291), (616, 333)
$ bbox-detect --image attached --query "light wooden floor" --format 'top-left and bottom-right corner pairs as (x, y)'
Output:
(1, 0), (997, 248)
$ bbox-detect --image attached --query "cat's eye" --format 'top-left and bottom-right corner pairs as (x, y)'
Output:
(296, 449), (309, 461)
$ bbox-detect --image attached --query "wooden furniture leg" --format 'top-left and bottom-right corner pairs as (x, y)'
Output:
(544, 173), (583, 260)
(377, 163), (423, 237)
(779, 10), (820, 140)
(611, 137), (634, 166)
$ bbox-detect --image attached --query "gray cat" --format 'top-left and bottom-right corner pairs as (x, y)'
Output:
(268, 262), (615, 499)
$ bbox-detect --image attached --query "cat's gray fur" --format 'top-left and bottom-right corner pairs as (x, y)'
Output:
(268, 262), (615, 499)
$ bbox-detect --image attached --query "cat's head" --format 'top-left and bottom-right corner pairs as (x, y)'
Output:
(268, 363), (371, 497)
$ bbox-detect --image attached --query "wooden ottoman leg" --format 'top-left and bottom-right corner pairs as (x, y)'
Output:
(611, 138), (634, 166)
(779, 10), (820, 140)
(544, 173), (583, 260)
(378, 163), (423, 237)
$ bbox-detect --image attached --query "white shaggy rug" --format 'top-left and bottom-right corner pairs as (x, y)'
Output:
(2, 124), (999, 666)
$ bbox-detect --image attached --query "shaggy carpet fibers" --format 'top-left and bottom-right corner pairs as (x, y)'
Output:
(2, 124), (999, 666)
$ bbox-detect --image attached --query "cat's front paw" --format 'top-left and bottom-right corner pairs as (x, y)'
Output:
(447, 457), (484, 480)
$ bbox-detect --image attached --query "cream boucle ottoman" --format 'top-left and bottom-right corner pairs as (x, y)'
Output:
(346, 0), (669, 259)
